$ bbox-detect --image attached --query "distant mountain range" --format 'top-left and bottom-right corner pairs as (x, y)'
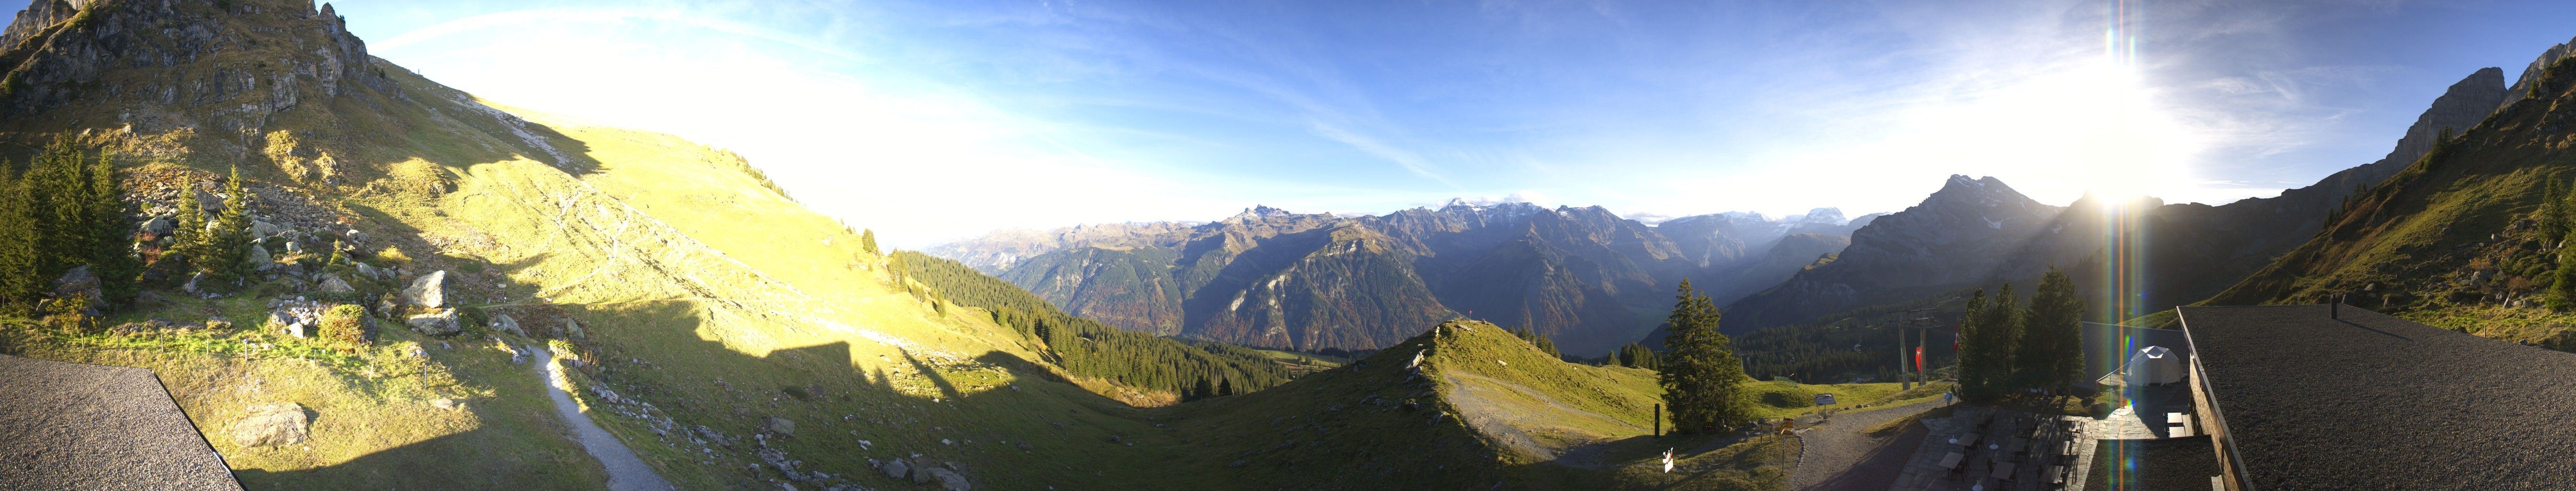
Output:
(925, 200), (1881, 355)
(933, 51), (2547, 366)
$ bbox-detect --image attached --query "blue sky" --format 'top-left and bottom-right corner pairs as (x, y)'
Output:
(331, 0), (2576, 246)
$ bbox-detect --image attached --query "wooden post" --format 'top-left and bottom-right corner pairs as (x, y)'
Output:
(1653, 404), (1661, 437)
(1898, 323), (1910, 390)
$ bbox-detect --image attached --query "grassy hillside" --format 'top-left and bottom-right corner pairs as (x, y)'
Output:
(2202, 56), (2576, 347)
(0, 2), (1907, 490)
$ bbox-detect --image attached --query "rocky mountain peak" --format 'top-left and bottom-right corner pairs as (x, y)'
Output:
(2505, 38), (2575, 111)
(0, 0), (77, 48)
(1793, 208), (1846, 226)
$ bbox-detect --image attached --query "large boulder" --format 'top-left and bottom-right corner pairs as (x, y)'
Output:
(193, 189), (222, 212)
(403, 270), (448, 308)
(250, 219), (289, 239)
(493, 314), (523, 336)
(563, 318), (586, 339)
(926, 468), (971, 491)
(139, 216), (174, 236)
(764, 416), (795, 436)
(354, 262), (383, 280)
(51, 265), (101, 306)
(878, 458), (909, 479)
(244, 242), (274, 269)
(318, 275), (355, 293)
(231, 403), (310, 447)
(405, 309), (460, 336)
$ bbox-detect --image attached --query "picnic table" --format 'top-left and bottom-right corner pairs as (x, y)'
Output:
(2172, 424), (2196, 438)
(1939, 452), (1966, 470)
(1991, 462), (2017, 480)
(2167, 412), (2189, 425)
(1952, 433), (1980, 447)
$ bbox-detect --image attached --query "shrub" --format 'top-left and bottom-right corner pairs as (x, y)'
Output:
(376, 246), (412, 267)
(39, 297), (93, 333)
(319, 304), (368, 345)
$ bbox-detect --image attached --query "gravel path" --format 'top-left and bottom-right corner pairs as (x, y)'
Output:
(539, 347), (674, 491)
(1788, 399), (1944, 491)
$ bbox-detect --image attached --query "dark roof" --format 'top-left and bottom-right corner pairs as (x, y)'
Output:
(0, 354), (243, 491)
(2180, 304), (2576, 491)
(2084, 437), (2221, 491)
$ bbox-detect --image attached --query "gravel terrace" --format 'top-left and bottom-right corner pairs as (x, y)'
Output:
(1788, 399), (1945, 491)
(0, 354), (243, 491)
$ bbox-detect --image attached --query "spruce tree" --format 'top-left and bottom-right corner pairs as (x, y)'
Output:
(0, 162), (38, 310)
(2017, 267), (2085, 396)
(1962, 283), (2025, 401)
(2546, 179), (2569, 244)
(205, 166), (255, 281)
(2554, 230), (2576, 311)
(1659, 280), (1749, 433)
(27, 139), (87, 276)
(172, 174), (205, 261)
(860, 229), (880, 256)
(86, 149), (138, 307)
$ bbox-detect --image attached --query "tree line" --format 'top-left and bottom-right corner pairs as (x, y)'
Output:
(889, 251), (1295, 400)
(0, 139), (142, 320)
(1954, 266), (2084, 402)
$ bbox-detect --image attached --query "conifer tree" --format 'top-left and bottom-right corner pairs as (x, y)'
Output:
(1659, 280), (1749, 433)
(172, 174), (205, 262)
(0, 162), (38, 310)
(86, 149), (138, 307)
(2545, 179), (2569, 244)
(27, 139), (88, 276)
(2553, 230), (2576, 311)
(860, 229), (880, 256)
(2016, 267), (2085, 395)
(1618, 342), (1661, 370)
(204, 166), (255, 281)
(1958, 283), (2024, 401)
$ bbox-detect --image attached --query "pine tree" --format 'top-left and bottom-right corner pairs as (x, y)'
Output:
(27, 138), (88, 277)
(86, 149), (138, 308)
(860, 229), (880, 256)
(172, 173), (205, 262)
(2017, 267), (2085, 395)
(0, 162), (38, 310)
(1956, 289), (1999, 401)
(1958, 283), (2024, 401)
(1659, 280), (1750, 433)
(199, 166), (255, 282)
(2545, 179), (2569, 244)
(2554, 230), (2576, 311)
(1618, 342), (1661, 370)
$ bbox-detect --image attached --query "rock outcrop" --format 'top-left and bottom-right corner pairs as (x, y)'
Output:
(0, 0), (76, 49)
(50, 264), (99, 305)
(405, 309), (458, 336)
(317, 274), (354, 293)
(230, 402), (309, 447)
(404, 270), (448, 308)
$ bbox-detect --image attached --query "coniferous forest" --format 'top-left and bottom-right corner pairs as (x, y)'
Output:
(889, 251), (1294, 399)
(0, 139), (142, 322)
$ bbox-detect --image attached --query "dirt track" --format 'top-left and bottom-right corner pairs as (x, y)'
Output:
(1788, 399), (1944, 491)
